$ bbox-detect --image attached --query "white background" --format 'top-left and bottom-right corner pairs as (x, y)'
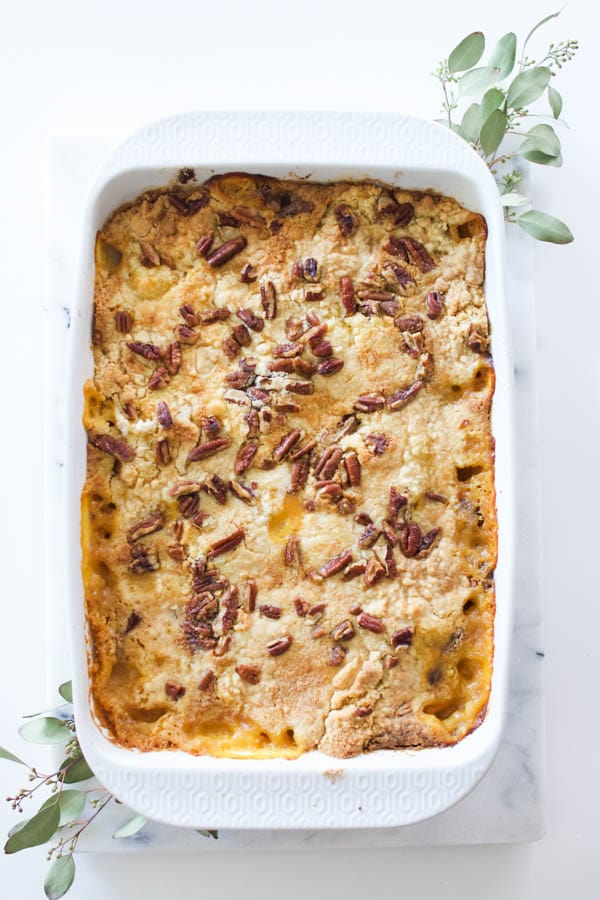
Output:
(0, 0), (598, 897)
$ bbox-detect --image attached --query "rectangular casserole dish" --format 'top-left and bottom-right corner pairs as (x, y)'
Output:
(66, 111), (514, 829)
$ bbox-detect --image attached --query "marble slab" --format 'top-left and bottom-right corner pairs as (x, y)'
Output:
(44, 135), (544, 850)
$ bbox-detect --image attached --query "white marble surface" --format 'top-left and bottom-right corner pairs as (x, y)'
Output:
(43, 134), (543, 850)
(0, 0), (597, 897)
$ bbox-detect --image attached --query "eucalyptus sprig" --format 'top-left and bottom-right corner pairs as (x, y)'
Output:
(2, 682), (218, 898)
(433, 9), (578, 243)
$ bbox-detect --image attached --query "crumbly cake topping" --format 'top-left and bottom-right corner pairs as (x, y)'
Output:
(82, 172), (497, 759)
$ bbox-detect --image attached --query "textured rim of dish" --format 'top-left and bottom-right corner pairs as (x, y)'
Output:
(65, 111), (515, 830)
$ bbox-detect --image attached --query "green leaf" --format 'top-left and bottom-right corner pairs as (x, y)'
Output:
(548, 85), (563, 118)
(519, 148), (563, 167)
(196, 829), (219, 839)
(113, 814), (147, 839)
(39, 791), (86, 826)
(8, 819), (30, 837)
(19, 718), (70, 745)
(519, 123), (561, 157)
(61, 755), (95, 784)
(516, 210), (573, 244)
(489, 32), (517, 80)
(480, 87), (505, 122)
(0, 746), (26, 765)
(448, 32), (485, 73)
(506, 67), (551, 109)
(522, 10), (562, 60)
(500, 192), (529, 208)
(480, 109), (507, 157)
(459, 66), (500, 97)
(44, 854), (75, 900)
(461, 103), (481, 143)
(58, 682), (73, 704)
(4, 797), (60, 853)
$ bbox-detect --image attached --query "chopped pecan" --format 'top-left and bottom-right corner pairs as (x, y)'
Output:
(273, 341), (304, 358)
(260, 281), (277, 319)
(200, 307), (231, 324)
(287, 380), (314, 395)
(398, 523), (422, 558)
(384, 262), (415, 291)
(174, 324), (199, 344)
(139, 240), (161, 267)
(378, 197), (414, 226)
(364, 558), (386, 586)
(273, 429), (302, 461)
(391, 627), (413, 648)
(206, 236), (247, 267)
(357, 288), (396, 302)
(335, 204), (358, 237)
(303, 258), (319, 280)
(207, 528), (245, 559)
(234, 441), (258, 475)
(467, 326), (489, 354)
(214, 635), (232, 657)
(426, 491), (447, 504)
(385, 544), (398, 576)
(157, 400), (173, 428)
(418, 527), (442, 557)
(329, 644), (346, 666)
(231, 324), (251, 347)
(290, 455), (310, 492)
(339, 276), (356, 315)
(316, 357), (344, 376)
(385, 654), (399, 670)
(301, 323), (328, 346)
(125, 611), (142, 633)
(225, 368), (254, 389)
(358, 524), (380, 549)
(90, 433), (135, 461)
(217, 211), (240, 228)
(426, 291), (445, 319)
(114, 310), (134, 333)
(342, 560), (367, 581)
(294, 597), (308, 617)
(416, 352), (434, 381)
(244, 409), (260, 437)
(198, 670), (215, 691)
(315, 480), (343, 502)
(156, 438), (171, 466)
(240, 263), (258, 283)
(229, 480), (255, 504)
(164, 342), (182, 375)
(338, 497), (356, 516)
(243, 579), (257, 613)
(318, 548), (353, 578)
(381, 519), (398, 547)
(195, 231), (215, 257)
(259, 604), (281, 620)
(290, 437), (316, 460)
(165, 680), (186, 700)
(167, 544), (185, 562)
(284, 533), (301, 567)
(330, 619), (355, 642)
(178, 305), (198, 328)
(221, 585), (240, 634)
(178, 168), (195, 184)
(236, 664), (261, 684)
(394, 315), (424, 333)
(269, 359), (294, 373)
(129, 544), (160, 574)
(358, 612), (385, 633)
(401, 333), (424, 358)
(355, 705), (373, 718)
(187, 438), (232, 462)
(383, 234), (410, 260)
(178, 492), (200, 518)
(314, 445), (343, 480)
(204, 474), (229, 506)
(387, 380), (423, 411)
(355, 512), (372, 526)
(169, 191), (209, 215)
(350, 603), (364, 615)
(365, 433), (390, 455)
(389, 486), (408, 518)
(236, 308), (264, 332)
(267, 636), (293, 657)
(127, 341), (163, 361)
(285, 317), (304, 340)
(304, 287), (325, 303)
(311, 340), (333, 358)
(148, 367), (170, 391)
(402, 237), (435, 272)
(380, 300), (401, 316)
(122, 402), (138, 421)
(353, 394), (385, 413)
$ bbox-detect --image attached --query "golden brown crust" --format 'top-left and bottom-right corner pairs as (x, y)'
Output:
(82, 173), (496, 759)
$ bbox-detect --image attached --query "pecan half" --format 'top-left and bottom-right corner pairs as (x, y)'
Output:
(330, 619), (355, 642)
(198, 670), (215, 691)
(114, 310), (134, 333)
(290, 455), (310, 493)
(273, 341), (304, 358)
(167, 544), (185, 561)
(269, 359), (294, 373)
(231, 324), (251, 347)
(200, 307), (231, 324)
(358, 612), (385, 633)
(311, 340), (333, 358)
(236, 308), (264, 332)
(398, 523), (422, 558)
(358, 524), (380, 549)
(401, 237), (435, 272)
(267, 636), (293, 657)
(383, 234), (410, 260)
(343, 452), (361, 487)
(90, 433), (135, 461)
(156, 438), (171, 466)
(206, 236), (247, 267)
(260, 281), (277, 319)
(316, 357), (344, 376)
(259, 604), (281, 619)
(187, 438), (232, 462)
(236, 664), (261, 684)
(426, 291), (445, 319)
(284, 533), (301, 567)
(234, 441), (258, 475)
(204, 472), (229, 503)
(174, 324), (199, 344)
(315, 480), (342, 502)
(287, 380), (314, 395)
(314, 445), (343, 480)
(244, 409), (260, 437)
(179, 492), (200, 518)
(207, 528), (245, 559)
(339, 276), (356, 315)
(387, 380), (423, 411)
(139, 240), (161, 267)
(148, 367), (170, 391)
(418, 527), (442, 557)
(273, 429), (302, 461)
(357, 288), (396, 302)
(394, 315), (424, 333)
(335, 204), (358, 237)
(391, 627), (413, 648)
(164, 342), (182, 375)
(229, 480), (255, 504)
(290, 437), (316, 460)
(343, 560), (367, 581)
(318, 548), (353, 578)
(353, 394), (385, 413)
(221, 585), (240, 634)
(127, 512), (164, 543)
(329, 644), (346, 666)
(380, 300), (401, 316)
(196, 231), (215, 256)
(157, 400), (173, 428)
(127, 341), (163, 361)
(294, 597), (308, 617)
(379, 198), (414, 226)
(364, 558), (386, 587)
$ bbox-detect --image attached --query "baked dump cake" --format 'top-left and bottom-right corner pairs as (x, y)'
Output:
(83, 172), (496, 759)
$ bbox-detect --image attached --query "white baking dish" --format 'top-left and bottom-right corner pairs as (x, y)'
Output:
(66, 111), (514, 829)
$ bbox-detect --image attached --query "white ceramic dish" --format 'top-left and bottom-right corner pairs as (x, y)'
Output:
(66, 111), (514, 830)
